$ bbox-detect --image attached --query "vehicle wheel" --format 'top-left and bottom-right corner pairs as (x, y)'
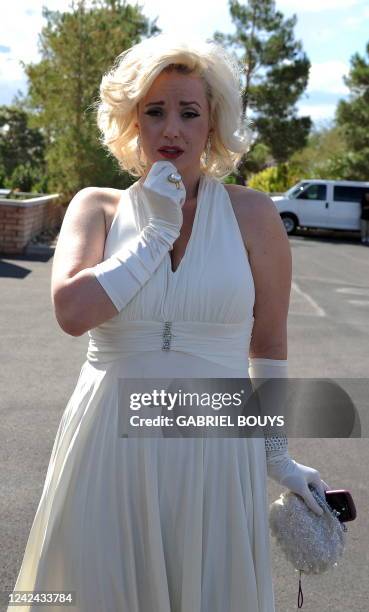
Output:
(281, 214), (297, 235)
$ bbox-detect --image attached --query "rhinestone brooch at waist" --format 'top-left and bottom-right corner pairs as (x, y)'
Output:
(161, 321), (173, 351)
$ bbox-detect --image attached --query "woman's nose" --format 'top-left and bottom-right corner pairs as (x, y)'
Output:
(162, 115), (182, 138)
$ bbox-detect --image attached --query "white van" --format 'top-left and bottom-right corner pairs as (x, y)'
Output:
(271, 179), (369, 235)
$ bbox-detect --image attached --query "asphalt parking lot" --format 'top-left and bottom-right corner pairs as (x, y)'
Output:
(0, 227), (368, 611)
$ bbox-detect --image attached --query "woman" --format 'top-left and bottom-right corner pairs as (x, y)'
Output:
(8, 34), (329, 612)
(360, 190), (369, 244)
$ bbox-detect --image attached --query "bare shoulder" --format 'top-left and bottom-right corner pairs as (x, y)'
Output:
(74, 186), (122, 238)
(97, 187), (123, 237)
(223, 183), (286, 255)
(51, 186), (122, 288)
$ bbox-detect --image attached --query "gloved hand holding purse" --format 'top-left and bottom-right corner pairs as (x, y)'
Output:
(248, 357), (330, 516)
(266, 453), (330, 516)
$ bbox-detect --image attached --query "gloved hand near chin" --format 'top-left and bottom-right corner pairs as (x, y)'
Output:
(267, 452), (331, 516)
(141, 160), (186, 248)
(92, 160), (186, 312)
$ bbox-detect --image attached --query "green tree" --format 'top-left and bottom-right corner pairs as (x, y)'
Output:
(18, 0), (160, 196)
(248, 123), (350, 192)
(289, 123), (348, 179)
(0, 105), (46, 183)
(335, 41), (369, 180)
(214, 0), (312, 182)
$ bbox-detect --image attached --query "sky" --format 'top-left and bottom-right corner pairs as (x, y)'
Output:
(1, 0), (368, 129)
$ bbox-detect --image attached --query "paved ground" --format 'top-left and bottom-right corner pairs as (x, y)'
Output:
(0, 227), (368, 611)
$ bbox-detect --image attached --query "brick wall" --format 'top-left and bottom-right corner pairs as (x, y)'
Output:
(0, 195), (63, 255)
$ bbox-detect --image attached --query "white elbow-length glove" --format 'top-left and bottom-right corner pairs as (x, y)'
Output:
(248, 357), (330, 516)
(92, 160), (186, 312)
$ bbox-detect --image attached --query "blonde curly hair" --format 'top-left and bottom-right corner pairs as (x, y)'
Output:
(96, 33), (254, 180)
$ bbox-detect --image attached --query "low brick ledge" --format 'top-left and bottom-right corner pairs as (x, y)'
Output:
(0, 193), (63, 255)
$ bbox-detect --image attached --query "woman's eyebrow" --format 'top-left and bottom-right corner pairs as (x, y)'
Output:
(144, 100), (201, 108)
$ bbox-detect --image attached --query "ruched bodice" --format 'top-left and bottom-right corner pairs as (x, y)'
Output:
(87, 173), (255, 369)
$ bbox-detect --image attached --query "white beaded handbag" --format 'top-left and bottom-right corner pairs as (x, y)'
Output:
(269, 484), (348, 609)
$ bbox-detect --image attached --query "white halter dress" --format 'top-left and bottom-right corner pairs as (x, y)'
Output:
(8, 173), (276, 612)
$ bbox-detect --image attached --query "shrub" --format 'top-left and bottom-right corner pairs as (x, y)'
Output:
(4, 163), (45, 192)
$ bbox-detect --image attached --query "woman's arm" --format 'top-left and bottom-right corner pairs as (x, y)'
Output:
(235, 188), (328, 515)
(244, 189), (292, 359)
(52, 162), (185, 337)
(237, 189), (291, 448)
(51, 188), (122, 336)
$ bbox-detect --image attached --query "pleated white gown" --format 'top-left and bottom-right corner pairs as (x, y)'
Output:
(8, 173), (276, 611)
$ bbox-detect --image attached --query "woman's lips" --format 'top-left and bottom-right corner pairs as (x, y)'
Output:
(158, 149), (184, 159)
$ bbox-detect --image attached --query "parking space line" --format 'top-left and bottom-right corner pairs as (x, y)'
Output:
(291, 281), (326, 317)
(288, 311), (327, 316)
(334, 251), (369, 265)
(347, 300), (369, 306)
(296, 275), (353, 285)
(336, 288), (369, 296)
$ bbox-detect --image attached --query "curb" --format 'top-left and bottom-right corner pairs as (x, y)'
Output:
(24, 243), (56, 256)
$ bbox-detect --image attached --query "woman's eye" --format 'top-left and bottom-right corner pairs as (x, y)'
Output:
(144, 110), (199, 118)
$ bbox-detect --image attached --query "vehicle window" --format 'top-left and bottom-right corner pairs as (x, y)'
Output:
(287, 182), (310, 198)
(297, 184), (327, 200)
(333, 186), (367, 203)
